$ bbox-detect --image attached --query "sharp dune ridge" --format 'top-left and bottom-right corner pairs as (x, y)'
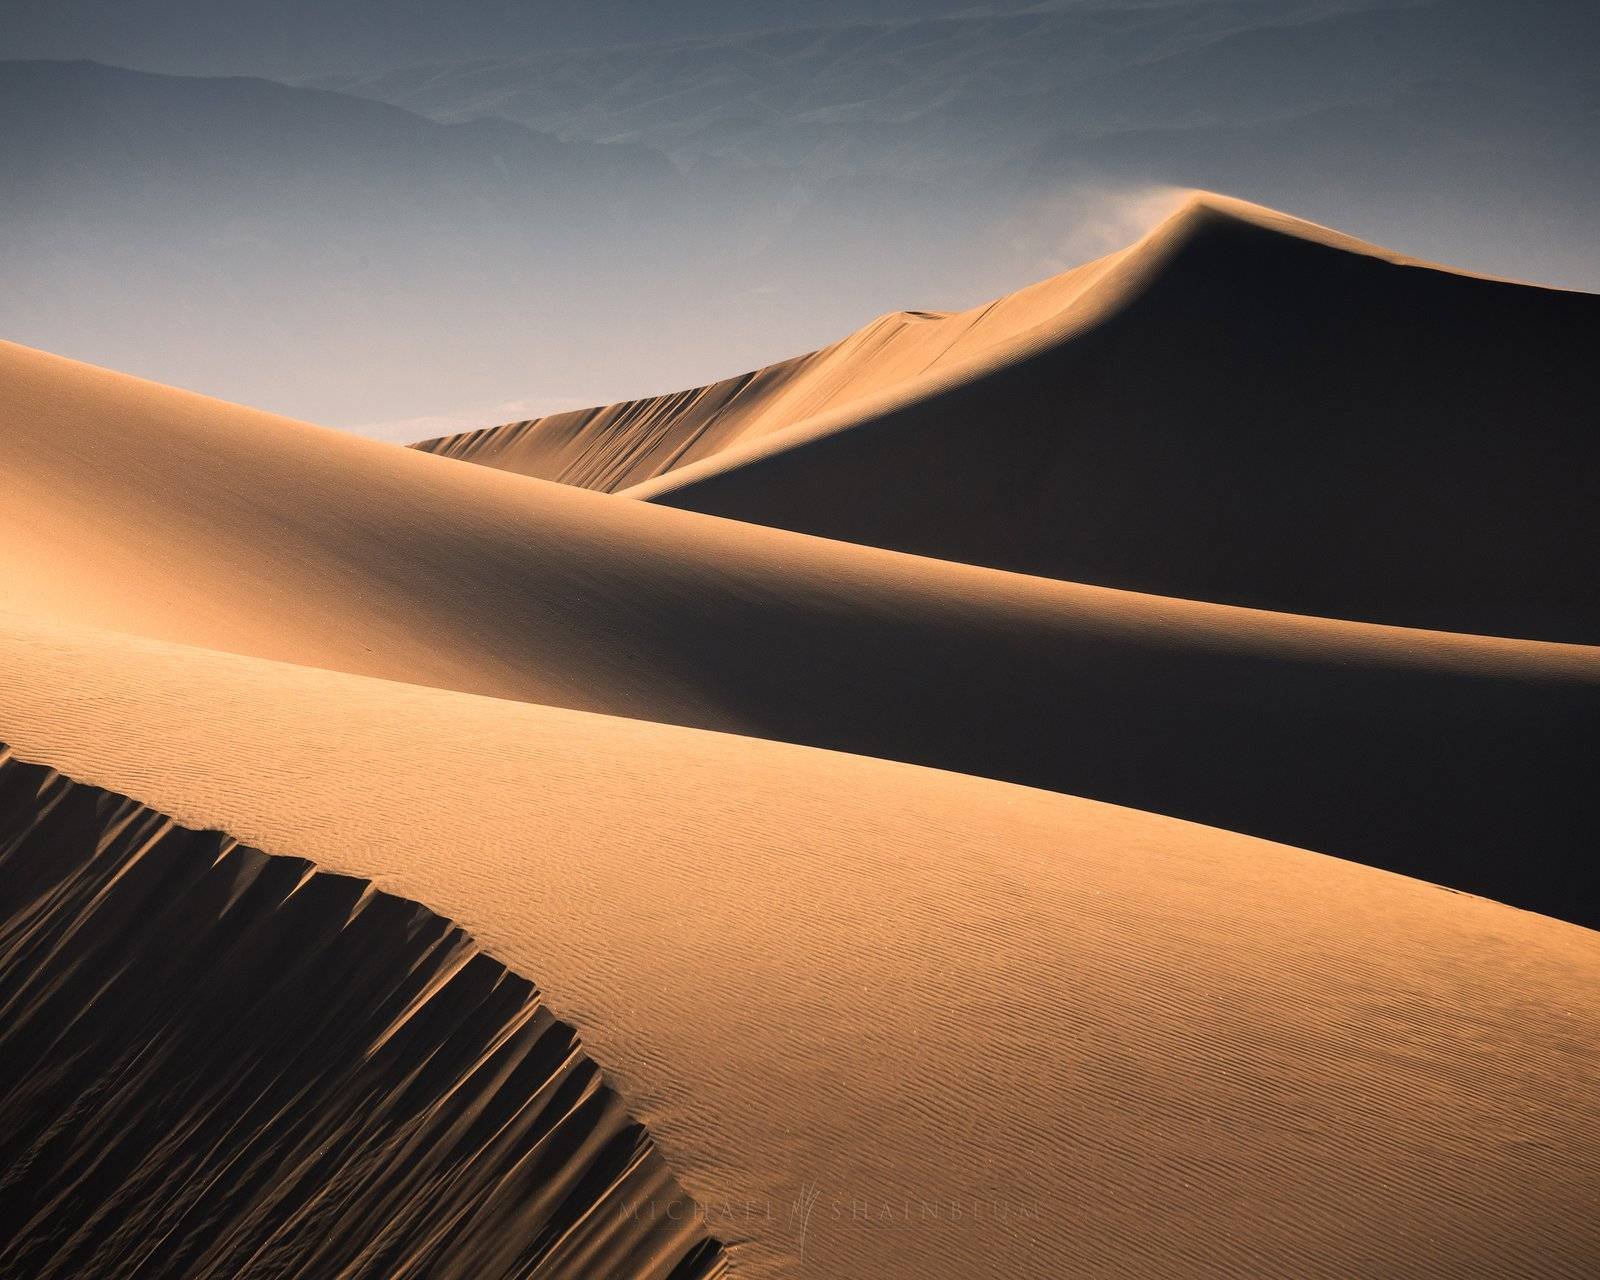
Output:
(1, 324), (1596, 923)
(2, 188), (1598, 1280)
(420, 194), (1600, 643)
(0, 745), (724, 1280)
(410, 215), (1139, 493)
(1, 617), (1598, 1279)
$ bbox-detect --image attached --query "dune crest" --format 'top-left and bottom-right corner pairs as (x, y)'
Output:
(412, 205), (1144, 492)
(421, 194), (1600, 641)
(1, 335), (1596, 922)
(3, 185), (1597, 1280)
(411, 195), (1392, 494)
(0, 745), (723, 1280)
(1, 620), (1598, 1279)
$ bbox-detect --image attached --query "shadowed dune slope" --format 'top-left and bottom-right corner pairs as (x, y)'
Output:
(426, 196), (1600, 642)
(411, 239), (1130, 492)
(0, 746), (723, 1280)
(2, 620), (1599, 1279)
(1, 337), (1596, 923)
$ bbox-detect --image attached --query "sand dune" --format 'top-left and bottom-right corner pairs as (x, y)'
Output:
(422, 195), (1600, 642)
(412, 237), (1131, 492)
(0, 746), (722, 1280)
(2, 615), (1598, 1279)
(4, 188), (1597, 1278)
(3, 334), (1597, 922)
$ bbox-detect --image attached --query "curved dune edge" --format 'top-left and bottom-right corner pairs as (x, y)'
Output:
(1, 337), (1597, 923)
(3, 613), (1599, 1278)
(408, 193), (1285, 495)
(634, 193), (1600, 641)
(0, 744), (725, 1280)
(617, 194), (1524, 504)
(415, 193), (1600, 642)
(409, 200), (1143, 493)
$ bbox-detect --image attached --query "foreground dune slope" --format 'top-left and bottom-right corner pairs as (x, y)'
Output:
(0, 747), (722, 1280)
(2, 613), (1598, 1279)
(425, 195), (1600, 642)
(1, 336), (1596, 922)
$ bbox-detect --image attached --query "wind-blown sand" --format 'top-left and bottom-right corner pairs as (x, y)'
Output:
(2, 192), (1597, 1279)
(421, 196), (1600, 642)
(1, 615), (1598, 1279)
(1, 332), (1595, 922)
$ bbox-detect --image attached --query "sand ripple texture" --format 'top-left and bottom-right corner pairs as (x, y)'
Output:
(1, 625), (1597, 1279)
(0, 747), (723, 1280)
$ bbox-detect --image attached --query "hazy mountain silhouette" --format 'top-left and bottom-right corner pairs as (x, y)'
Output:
(0, 58), (1098, 425)
(2, 0), (1024, 77)
(5, 1), (1596, 424)
(318, 0), (1599, 287)
(2, 60), (665, 210)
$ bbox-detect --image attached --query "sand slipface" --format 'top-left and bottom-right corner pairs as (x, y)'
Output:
(423, 196), (1600, 643)
(410, 238), (1133, 493)
(1, 191), (1598, 1279)
(0, 746), (723, 1280)
(0, 333), (1596, 923)
(1, 616), (1599, 1280)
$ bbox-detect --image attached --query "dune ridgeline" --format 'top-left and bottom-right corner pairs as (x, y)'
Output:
(2, 194), (1597, 1279)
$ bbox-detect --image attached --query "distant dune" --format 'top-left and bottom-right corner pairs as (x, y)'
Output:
(3, 332), (1596, 922)
(412, 232), (1134, 491)
(0, 747), (721, 1280)
(2, 192), (1597, 1279)
(420, 196), (1600, 642)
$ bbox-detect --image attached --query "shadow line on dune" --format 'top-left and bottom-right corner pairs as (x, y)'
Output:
(0, 743), (725, 1280)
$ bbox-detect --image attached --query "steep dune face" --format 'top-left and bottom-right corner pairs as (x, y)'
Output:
(2, 183), (1598, 1280)
(640, 198), (1600, 641)
(1, 338), (1596, 921)
(3, 623), (1600, 1280)
(0, 746), (722, 1280)
(412, 242), (1133, 492)
(427, 196), (1599, 642)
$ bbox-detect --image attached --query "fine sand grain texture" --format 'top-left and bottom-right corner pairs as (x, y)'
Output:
(423, 196), (1600, 642)
(1, 617), (1598, 1279)
(0, 334), (1595, 921)
(0, 748), (723, 1280)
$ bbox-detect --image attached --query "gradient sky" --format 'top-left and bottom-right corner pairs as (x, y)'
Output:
(4, 0), (1595, 428)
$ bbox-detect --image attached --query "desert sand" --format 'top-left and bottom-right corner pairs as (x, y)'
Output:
(1, 324), (1595, 922)
(422, 197), (1600, 642)
(2, 615), (1599, 1278)
(2, 193), (1597, 1279)
(0, 746), (719, 1280)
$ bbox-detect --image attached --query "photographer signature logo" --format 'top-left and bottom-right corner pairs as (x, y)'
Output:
(788, 1180), (823, 1260)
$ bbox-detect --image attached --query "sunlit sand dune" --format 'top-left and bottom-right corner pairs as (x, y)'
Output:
(0, 747), (722, 1280)
(411, 210), (1149, 492)
(1, 336), (1595, 920)
(2, 189), (1596, 1280)
(1, 617), (1597, 1280)
(422, 195), (1600, 642)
